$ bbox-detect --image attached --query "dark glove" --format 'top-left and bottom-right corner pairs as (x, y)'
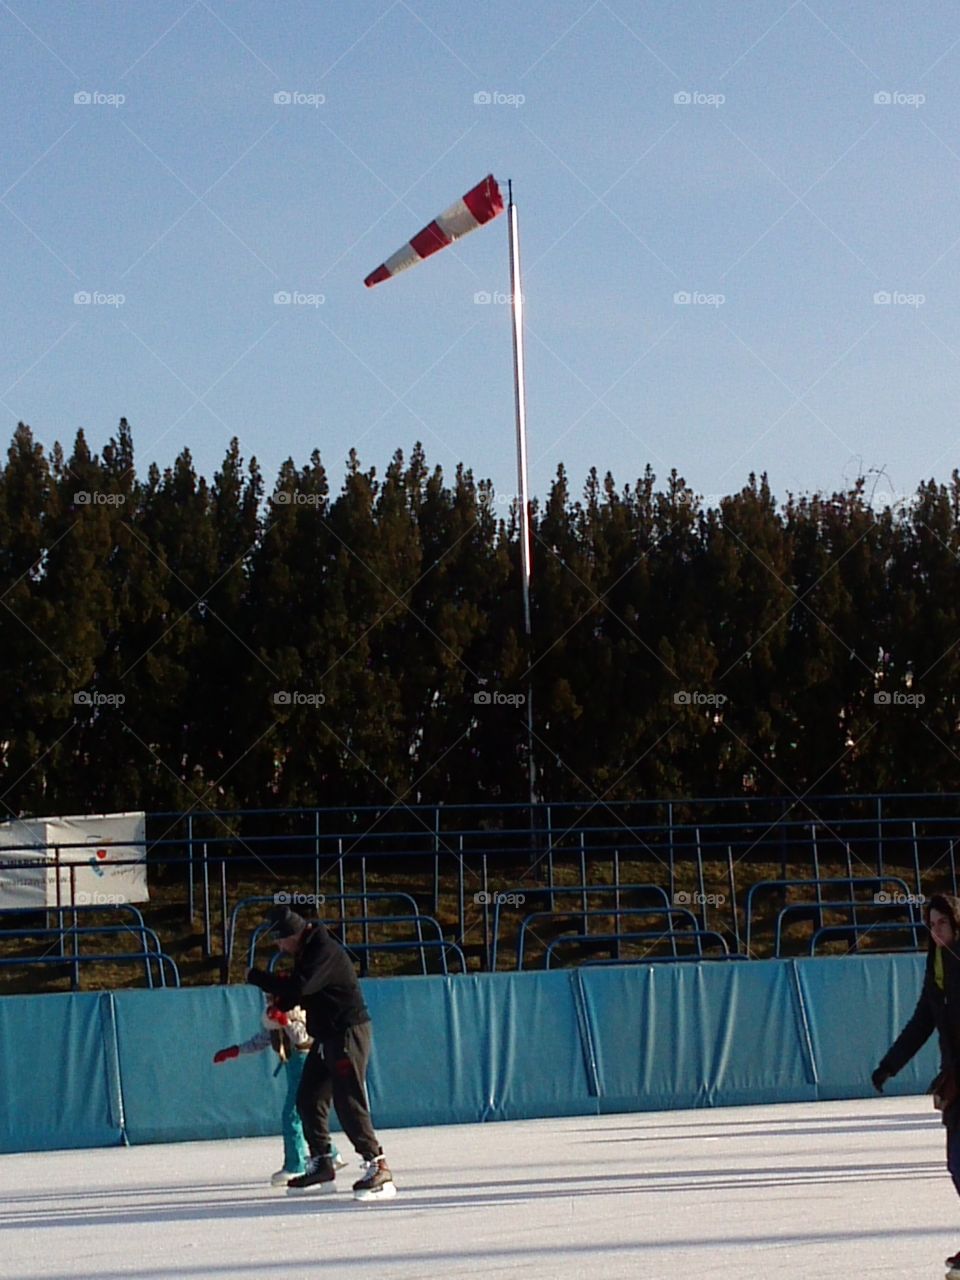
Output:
(872, 1067), (890, 1094)
(213, 1045), (240, 1064)
(246, 968), (272, 991)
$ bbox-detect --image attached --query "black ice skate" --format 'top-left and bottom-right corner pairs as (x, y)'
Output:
(352, 1154), (396, 1201)
(286, 1154), (336, 1194)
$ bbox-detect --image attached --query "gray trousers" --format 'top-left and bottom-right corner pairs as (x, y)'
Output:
(296, 1020), (381, 1160)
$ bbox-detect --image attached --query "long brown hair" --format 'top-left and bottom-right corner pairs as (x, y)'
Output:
(924, 894), (960, 960)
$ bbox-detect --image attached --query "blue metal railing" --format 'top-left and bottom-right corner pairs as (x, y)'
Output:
(491, 884), (674, 971)
(3, 791), (957, 988)
(515, 906), (703, 971)
(229, 892), (428, 975)
(248, 912), (449, 976)
(544, 928), (734, 968)
(745, 876), (915, 955)
(264, 935), (466, 976)
(0, 926), (178, 989)
(809, 921), (926, 955)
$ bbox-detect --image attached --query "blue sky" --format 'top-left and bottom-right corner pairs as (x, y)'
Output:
(3, 0), (960, 507)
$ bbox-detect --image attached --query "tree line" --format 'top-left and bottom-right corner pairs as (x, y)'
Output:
(1, 418), (958, 818)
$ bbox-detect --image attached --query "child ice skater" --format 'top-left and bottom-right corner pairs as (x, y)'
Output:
(213, 998), (344, 1185)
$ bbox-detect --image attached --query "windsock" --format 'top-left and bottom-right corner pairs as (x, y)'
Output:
(364, 174), (504, 287)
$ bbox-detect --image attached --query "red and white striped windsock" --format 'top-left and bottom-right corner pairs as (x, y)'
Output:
(364, 174), (504, 288)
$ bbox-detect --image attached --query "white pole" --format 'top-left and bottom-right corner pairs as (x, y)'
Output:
(507, 181), (537, 810)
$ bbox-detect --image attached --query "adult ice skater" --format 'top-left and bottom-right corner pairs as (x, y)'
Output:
(872, 893), (960, 1276)
(247, 904), (396, 1201)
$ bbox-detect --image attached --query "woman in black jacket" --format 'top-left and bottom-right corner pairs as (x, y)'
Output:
(873, 893), (960, 1275)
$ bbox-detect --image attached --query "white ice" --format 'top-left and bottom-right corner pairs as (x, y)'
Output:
(1, 1097), (954, 1280)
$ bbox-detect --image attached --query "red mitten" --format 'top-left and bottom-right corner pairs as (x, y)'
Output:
(213, 1045), (240, 1064)
(266, 1007), (290, 1027)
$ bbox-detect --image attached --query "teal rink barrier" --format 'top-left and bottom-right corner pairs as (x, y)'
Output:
(795, 953), (937, 1098)
(0, 955), (941, 1152)
(0, 992), (124, 1153)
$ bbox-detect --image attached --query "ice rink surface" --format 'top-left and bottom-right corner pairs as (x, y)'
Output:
(2, 1097), (957, 1280)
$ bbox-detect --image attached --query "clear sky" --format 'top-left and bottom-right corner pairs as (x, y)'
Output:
(3, 0), (960, 508)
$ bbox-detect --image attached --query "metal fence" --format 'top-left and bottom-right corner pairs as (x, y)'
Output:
(0, 792), (956, 983)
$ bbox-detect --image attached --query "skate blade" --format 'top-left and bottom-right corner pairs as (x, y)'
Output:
(285, 1181), (337, 1196)
(354, 1181), (398, 1202)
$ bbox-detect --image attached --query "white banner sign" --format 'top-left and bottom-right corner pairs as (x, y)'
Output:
(0, 812), (148, 908)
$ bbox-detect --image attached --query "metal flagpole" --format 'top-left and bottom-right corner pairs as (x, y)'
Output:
(507, 181), (537, 816)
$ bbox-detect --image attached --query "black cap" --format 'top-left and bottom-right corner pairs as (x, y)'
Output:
(266, 904), (307, 938)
